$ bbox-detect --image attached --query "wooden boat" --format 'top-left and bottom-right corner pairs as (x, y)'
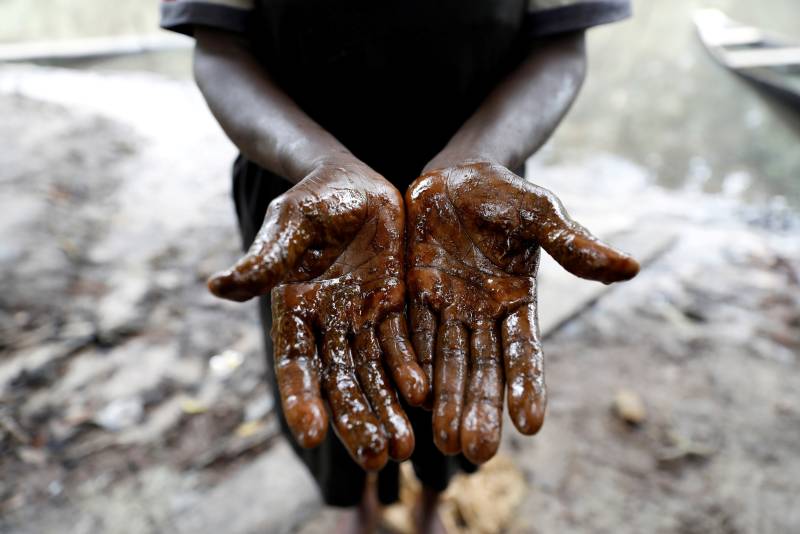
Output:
(694, 9), (800, 110)
(0, 34), (191, 64)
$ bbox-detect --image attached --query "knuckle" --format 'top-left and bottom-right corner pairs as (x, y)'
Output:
(267, 194), (299, 218)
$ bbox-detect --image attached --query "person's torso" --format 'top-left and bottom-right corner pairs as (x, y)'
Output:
(248, 0), (528, 185)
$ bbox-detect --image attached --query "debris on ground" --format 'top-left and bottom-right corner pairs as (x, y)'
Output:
(612, 389), (647, 426)
(383, 456), (527, 534)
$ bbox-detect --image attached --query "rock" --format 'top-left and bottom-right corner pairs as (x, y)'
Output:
(93, 397), (143, 432)
(442, 456), (527, 534)
(208, 349), (245, 380)
(17, 446), (47, 466)
(612, 389), (647, 426)
(383, 455), (527, 534)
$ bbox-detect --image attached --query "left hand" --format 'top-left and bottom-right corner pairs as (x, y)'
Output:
(405, 161), (639, 464)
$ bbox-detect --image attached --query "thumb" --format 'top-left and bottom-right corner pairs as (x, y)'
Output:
(524, 186), (640, 284)
(208, 200), (312, 301)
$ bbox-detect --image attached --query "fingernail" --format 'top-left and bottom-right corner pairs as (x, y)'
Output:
(608, 253), (640, 283)
(403, 367), (429, 407)
(206, 273), (225, 296)
(207, 271), (254, 302)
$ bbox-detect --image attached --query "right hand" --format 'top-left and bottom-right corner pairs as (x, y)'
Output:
(208, 159), (427, 471)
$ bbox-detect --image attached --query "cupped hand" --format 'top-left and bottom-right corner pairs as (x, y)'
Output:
(406, 161), (639, 464)
(208, 160), (428, 471)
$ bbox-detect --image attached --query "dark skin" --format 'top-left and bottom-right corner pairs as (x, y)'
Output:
(195, 26), (638, 532)
(406, 162), (638, 464)
(209, 161), (428, 469)
(195, 28), (427, 471)
(407, 32), (640, 464)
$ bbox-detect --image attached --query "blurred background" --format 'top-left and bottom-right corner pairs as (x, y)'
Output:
(0, 1), (798, 533)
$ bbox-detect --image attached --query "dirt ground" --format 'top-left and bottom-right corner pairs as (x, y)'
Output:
(1, 54), (799, 534)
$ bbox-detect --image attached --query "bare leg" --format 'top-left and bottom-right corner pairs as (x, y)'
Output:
(414, 486), (447, 534)
(335, 474), (382, 534)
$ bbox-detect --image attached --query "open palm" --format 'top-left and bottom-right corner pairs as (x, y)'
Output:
(406, 162), (639, 464)
(209, 162), (427, 471)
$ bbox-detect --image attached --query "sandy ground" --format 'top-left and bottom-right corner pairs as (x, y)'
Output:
(0, 60), (798, 534)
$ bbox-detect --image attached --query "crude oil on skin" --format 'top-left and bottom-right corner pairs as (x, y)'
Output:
(405, 162), (638, 464)
(208, 161), (426, 471)
(208, 160), (638, 469)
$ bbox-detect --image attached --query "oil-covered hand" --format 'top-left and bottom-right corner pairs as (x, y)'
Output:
(406, 161), (639, 465)
(208, 160), (428, 471)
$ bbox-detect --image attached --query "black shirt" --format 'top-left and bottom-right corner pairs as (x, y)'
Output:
(161, 0), (630, 181)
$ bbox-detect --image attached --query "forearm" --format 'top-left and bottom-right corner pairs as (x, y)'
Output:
(193, 28), (354, 183)
(425, 31), (587, 173)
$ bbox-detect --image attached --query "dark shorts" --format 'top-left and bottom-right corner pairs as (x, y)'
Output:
(232, 155), (477, 507)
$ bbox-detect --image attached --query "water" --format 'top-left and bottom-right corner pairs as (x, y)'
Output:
(546, 0), (800, 207)
(0, 0), (159, 43)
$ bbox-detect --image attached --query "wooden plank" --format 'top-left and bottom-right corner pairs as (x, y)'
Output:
(724, 47), (800, 69)
(704, 27), (764, 47)
(0, 34), (192, 63)
(538, 223), (677, 338)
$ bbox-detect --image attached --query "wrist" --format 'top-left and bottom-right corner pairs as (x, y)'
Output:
(423, 150), (501, 175)
(298, 152), (394, 194)
(278, 137), (357, 183)
(424, 137), (506, 174)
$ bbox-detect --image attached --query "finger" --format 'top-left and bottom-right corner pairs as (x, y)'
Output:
(461, 320), (503, 464)
(523, 186), (640, 284)
(501, 303), (546, 435)
(273, 313), (328, 448)
(433, 319), (469, 455)
(321, 329), (388, 471)
(378, 313), (428, 407)
(208, 198), (312, 302)
(409, 301), (437, 407)
(353, 328), (415, 461)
